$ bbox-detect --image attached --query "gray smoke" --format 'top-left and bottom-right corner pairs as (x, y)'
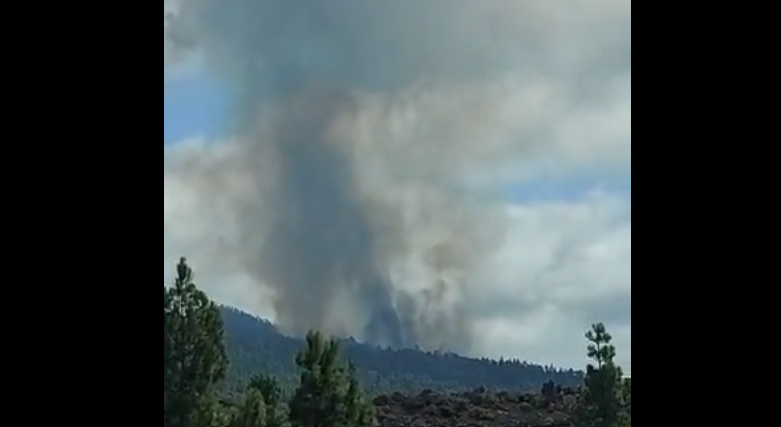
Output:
(164, 0), (631, 352)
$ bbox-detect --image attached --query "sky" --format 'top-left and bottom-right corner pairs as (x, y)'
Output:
(164, 73), (227, 144)
(164, 0), (631, 372)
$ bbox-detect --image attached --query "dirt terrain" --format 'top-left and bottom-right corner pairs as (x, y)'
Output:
(373, 388), (578, 427)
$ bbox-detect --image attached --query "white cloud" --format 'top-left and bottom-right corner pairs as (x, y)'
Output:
(165, 139), (630, 369)
(164, 1), (178, 68)
(165, 0), (204, 80)
(471, 193), (630, 370)
(164, 0), (631, 369)
(164, 144), (279, 316)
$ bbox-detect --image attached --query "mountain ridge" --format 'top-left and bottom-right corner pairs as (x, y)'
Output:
(220, 306), (583, 395)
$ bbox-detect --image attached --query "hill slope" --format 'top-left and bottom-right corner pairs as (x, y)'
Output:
(220, 307), (582, 395)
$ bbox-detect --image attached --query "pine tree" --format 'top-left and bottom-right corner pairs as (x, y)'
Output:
(164, 258), (229, 427)
(246, 373), (286, 427)
(579, 323), (623, 427)
(342, 361), (375, 426)
(618, 377), (631, 427)
(232, 389), (268, 427)
(288, 331), (375, 427)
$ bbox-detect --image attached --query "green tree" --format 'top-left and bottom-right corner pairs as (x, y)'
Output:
(288, 331), (375, 427)
(231, 388), (268, 427)
(618, 377), (631, 427)
(164, 258), (229, 427)
(200, 395), (234, 427)
(246, 373), (286, 427)
(579, 323), (623, 427)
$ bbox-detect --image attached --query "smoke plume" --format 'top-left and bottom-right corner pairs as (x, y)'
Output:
(164, 0), (631, 353)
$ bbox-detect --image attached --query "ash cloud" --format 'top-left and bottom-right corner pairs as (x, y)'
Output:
(164, 0), (631, 352)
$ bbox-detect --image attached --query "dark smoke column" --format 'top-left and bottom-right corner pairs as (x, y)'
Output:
(243, 89), (414, 348)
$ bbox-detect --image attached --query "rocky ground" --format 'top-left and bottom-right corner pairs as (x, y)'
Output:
(373, 388), (578, 427)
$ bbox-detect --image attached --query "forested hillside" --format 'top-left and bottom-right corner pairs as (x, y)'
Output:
(221, 306), (583, 395)
(165, 258), (631, 427)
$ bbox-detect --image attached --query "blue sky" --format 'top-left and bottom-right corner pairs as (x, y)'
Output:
(164, 72), (228, 145)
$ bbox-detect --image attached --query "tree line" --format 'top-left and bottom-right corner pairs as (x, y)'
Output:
(221, 306), (583, 396)
(164, 257), (631, 427)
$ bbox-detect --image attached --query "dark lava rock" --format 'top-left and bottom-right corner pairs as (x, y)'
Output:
(373, 388), (576, 427)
